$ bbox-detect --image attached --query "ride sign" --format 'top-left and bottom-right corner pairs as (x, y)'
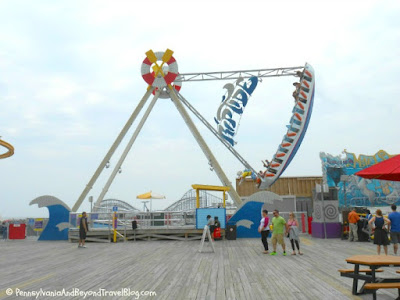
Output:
(214, 76), (258, 146)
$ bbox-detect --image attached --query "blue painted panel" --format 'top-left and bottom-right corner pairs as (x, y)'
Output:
(196, 208), (226, 229)
(39, 204), (70, 241)
(227, 201), (263, 238)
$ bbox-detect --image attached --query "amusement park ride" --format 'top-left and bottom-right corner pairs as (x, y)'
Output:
(70, 48), (316, 212)
(28, 48), (315, 241)
(0, 137), (14, 159)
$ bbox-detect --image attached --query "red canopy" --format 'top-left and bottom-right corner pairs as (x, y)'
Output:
(355, 155), (400, 181)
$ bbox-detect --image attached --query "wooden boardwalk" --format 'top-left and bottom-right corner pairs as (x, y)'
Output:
(0, 237), (399, 299)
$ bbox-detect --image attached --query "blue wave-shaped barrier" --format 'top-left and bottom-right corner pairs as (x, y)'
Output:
(30, 195), (71, 240)
(227, 201), (264, 238)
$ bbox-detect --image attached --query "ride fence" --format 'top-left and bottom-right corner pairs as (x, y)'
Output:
(68, 211), (308, 234)
(69, 210), (197, 231)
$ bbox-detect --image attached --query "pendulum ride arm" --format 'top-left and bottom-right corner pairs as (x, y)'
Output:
(168, 88), (243, 207)
(177, 92), (258, 177)
(176, 66), (304, 82)
(72, 88), (154, 212)
(93, 91), (161, 208)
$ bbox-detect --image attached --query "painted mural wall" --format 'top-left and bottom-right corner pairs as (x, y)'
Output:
(320, 150), (400, 207)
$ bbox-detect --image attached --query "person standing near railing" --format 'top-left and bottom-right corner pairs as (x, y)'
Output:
(206, 215), (215, 241)
(348, 208), (360, 242)
(286, 212), (303, 255)
(258, 210), (270, 254)
(78, 212), (88, 248)
(388, 204), (400, 255)
(369, 209), (390, 255)
(1, 221), (7, 240)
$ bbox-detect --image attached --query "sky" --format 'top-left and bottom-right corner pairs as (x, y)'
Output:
(1, 0), (400, 218)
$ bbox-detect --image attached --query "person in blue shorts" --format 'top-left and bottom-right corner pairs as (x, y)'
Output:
(389, 204), (400, 255)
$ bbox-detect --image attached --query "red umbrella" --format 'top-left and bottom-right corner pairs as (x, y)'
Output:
(355, 155), (400, 181)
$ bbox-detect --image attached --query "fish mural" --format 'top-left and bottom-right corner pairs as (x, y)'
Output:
(30, 195), (71, 240)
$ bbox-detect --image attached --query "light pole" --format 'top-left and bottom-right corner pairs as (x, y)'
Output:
(319, 181), (328, 239)
(89, 196), (93, 213)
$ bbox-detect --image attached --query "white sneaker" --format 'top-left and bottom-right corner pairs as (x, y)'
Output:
(82, 245), (87, 248)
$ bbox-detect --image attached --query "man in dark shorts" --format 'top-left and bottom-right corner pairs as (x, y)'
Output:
(79, 212), (88, 248)
(389, 204), (400, 254)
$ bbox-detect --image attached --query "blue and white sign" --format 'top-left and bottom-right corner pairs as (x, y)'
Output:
(214, 76), (258, 146)
(112, 206), (118, 212)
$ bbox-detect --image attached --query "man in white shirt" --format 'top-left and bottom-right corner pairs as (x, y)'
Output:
(258, 210), (270, 254)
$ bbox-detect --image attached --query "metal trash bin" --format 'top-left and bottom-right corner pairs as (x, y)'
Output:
(226, 225), (237, 240)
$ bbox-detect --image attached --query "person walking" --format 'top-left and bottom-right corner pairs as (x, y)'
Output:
(270, 209), (287, 256)
(2, 222), (7, 240)
(258, 210), (270, 254)
(348, 208), (360, 242)
(388, 204), (400, 255)
(365, 210), (373, 222)
(286, 212), (303, 255)
(78, 212), (88, 248)
(362, 209), (373, 241)
(214, 217), (221, 228)
(369, 209), (390, 255)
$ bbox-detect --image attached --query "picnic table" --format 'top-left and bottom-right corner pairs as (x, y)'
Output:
(341, 255), (400, 298)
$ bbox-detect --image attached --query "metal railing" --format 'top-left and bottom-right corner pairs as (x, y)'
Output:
(69, 210), (197, 230)
(68, 210), (309, 235)
(277, 211), (309, 234)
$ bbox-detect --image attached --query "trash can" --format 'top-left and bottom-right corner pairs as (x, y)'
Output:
(226, 225), (237, 240)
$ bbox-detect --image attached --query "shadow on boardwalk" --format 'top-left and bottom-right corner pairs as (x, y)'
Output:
(0, 237), (398, 299)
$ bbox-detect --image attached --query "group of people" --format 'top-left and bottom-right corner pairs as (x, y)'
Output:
(258, 209), (303, 256)
(348, 205), (400, 255)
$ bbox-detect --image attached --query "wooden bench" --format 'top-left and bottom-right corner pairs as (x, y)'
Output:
(338, 269), (383, 274)
(364, 282), (400, 300)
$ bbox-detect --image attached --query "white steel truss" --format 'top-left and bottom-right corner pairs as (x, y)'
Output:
(177, 66), (304, 82)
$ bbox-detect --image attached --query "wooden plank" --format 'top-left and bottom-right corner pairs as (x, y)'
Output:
(3, 235), (400, 299)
